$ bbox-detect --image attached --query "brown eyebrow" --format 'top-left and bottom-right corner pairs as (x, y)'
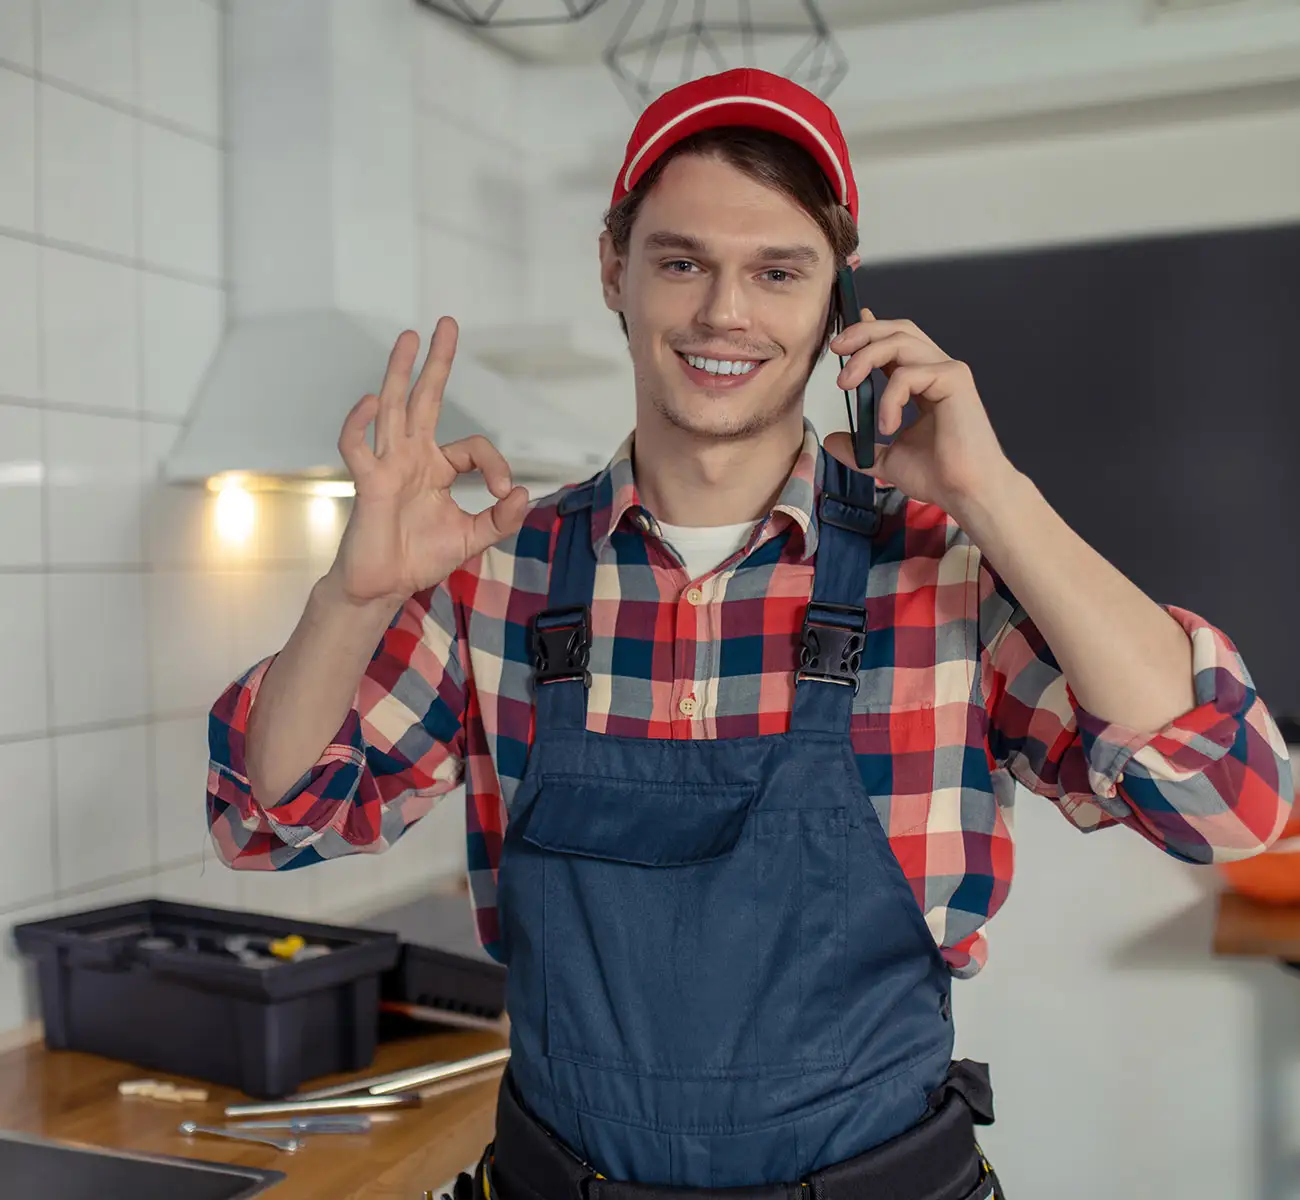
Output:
(642, 231), (709, 257)
(641, 231), (822, 268)
(753, 244), (822, 266)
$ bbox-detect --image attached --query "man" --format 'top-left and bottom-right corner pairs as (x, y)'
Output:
(207, 69), (1293, 1198)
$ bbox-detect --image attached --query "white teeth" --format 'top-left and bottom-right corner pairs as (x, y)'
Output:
(683, 354), (758, 376)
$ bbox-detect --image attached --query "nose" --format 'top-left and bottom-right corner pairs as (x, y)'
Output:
(696, 271), (752, 334)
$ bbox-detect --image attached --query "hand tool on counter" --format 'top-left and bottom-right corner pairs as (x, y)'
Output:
(366, 1047), (511, 1096)
(228, 1115), (372, 1135)
(289, 1065), (446, 1101)
(224, 1091), (422, 1119)
(179, 1122), (301, 1152)
(286, 1046), (510, 1103)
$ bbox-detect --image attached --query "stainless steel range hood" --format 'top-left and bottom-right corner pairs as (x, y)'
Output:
(165, 0), (609, 491)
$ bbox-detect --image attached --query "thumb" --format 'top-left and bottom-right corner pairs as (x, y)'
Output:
(823, 431), (889, 480)
(464, 485), (530, 560)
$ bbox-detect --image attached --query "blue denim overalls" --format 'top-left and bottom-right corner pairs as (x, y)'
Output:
(495, 453), (956, 1188)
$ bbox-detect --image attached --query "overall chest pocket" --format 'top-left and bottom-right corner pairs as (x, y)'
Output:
(522, 774), (847, 1081)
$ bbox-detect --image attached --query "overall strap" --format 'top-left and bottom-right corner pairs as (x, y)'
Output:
(531, 482), (598, 733)
(790, 452), (879, 735)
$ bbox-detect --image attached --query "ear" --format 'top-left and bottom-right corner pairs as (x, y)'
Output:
(598, 230), (626, 315)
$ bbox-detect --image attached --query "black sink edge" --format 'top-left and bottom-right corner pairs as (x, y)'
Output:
(0, 1128), (285, 1199)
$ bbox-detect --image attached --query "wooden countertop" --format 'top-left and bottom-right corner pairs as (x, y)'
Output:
(1214, 890), (1300, 961)
(0, 1027), (505, 1198)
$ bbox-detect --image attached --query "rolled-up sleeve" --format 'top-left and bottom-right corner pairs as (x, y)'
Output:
(206, 582), (467, 870)
(979, 565), (1293, 864)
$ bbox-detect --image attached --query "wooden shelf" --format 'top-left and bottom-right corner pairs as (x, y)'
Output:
(1214, 890), (1300, 961)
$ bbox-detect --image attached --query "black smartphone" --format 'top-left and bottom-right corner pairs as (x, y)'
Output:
(835, 265), (876, 469)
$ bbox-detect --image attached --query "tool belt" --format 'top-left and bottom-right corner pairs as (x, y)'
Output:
(445, 1061), (1004, 1200)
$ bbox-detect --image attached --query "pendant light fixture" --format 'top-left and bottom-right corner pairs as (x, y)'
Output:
(416, 0), (608, 28)
(604, 0), (848, 108)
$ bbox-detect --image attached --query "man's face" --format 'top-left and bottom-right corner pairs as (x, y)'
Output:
(600, 154), (837, 442)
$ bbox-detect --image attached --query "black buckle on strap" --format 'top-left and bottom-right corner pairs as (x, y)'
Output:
(797, 602), (867, 691)
(530, 607), (592, 686)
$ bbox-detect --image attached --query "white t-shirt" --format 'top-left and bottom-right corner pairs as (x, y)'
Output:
(657, 520), (756, 581)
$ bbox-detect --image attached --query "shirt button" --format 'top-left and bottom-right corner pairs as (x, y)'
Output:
(685, 587), (704, 606)
(678, 695), (697, 717)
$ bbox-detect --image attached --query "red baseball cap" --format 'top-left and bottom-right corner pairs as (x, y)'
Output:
(611, 68), (858, 223)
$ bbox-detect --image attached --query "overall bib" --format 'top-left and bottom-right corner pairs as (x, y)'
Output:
(492, 455), (966, 1189)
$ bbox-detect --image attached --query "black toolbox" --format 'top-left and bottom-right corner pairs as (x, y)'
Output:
(12, 899), (400, 1099)
(362, 892), (506, 1034)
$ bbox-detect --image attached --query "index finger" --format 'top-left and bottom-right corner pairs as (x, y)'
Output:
(408, 316), (458, 441)
(376, 330), (420, 457)
(832, 317), (941, 357)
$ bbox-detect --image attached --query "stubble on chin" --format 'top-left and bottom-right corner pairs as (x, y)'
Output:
(644, 372), (807, 441)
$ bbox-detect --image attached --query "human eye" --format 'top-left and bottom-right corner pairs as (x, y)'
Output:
(661, 259), (699, 274)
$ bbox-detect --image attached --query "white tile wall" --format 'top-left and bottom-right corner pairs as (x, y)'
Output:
(0, 239), (41, 397)
(147, 570), (237, 712)
(153, 858), (242, 910)
(39, 85), (136, 257)
(141, 421), (232, 568)
(59, 874), (155, 909)
(136, 0), (221, 137)
(312, 851), (391, 920)
(0, 573), (48, 740)
(0, 738), (56, 910)
(53, 723), (150, 891)
(45, 409), (143, 564)
(0, 404), (44, 567)
(228, 568), (315, 675)
(237, 863), (320, 922)
(47, 571), (148, 726)
(41, 246), (138, 412)
(38, 0), (136, 107)
(139, 122), (221, 278)
(150, 714), (212, 866)
(139, 272), (223, 419)
(0, 71), (36, 232)
(0, 0), (37, 72)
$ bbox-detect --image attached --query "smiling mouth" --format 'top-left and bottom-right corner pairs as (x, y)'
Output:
(674, 350), (770, 387)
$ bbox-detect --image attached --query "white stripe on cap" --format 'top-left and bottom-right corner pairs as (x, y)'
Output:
(623, 94), (848, 203)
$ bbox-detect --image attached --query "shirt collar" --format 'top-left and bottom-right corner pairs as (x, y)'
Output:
(588, 419), (826, 562)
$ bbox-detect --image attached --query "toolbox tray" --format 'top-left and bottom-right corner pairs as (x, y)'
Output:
(13, 899), (400, 1099)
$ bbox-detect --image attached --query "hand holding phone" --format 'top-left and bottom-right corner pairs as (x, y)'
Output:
(834, 266), (876, 470)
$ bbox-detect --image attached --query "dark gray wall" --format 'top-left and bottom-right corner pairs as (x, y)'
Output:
(856, 223), (1300, 720)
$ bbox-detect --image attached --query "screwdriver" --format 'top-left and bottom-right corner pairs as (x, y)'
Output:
(228, 1115), (372, 1134)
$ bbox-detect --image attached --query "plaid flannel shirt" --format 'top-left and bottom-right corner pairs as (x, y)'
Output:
(207, 422), (1293, 977)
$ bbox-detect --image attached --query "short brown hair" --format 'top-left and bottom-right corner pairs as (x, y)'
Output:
(603, 126), (859, 342)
